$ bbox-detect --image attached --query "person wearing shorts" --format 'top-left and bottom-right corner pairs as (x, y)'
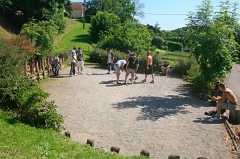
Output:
(77, 47), (84, 75)
(114, 60), (126, 84)
(124, 53), (139, 85)
(143, 50), (154, 83)
(211, 83), (239, 121)
(161, 61), (170, 75)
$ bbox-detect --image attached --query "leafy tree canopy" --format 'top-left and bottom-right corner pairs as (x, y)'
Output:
(85, 0), (144, 23)
(186, 0), (239, 81)
(0, 0), (69, 29)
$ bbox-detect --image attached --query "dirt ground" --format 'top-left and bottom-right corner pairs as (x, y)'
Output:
(41, 66), (235, 159)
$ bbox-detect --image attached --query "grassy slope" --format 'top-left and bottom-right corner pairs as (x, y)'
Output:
(54, 19), (93, 62)
(0, 18), (144, 159)
(0, 111), (144, 159)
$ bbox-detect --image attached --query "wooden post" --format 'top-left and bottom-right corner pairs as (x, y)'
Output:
(65, 131), (71, 138)
(168, 155), (180, 159)
(24, 60), (28, 76)
(86, 139), (94, 147)
(31, 59), (35, 74)
(35, 60), (39, 73)
(110, 147), (120, 153)
(140, 150), (150, 157)
(229, 109), (240, 124)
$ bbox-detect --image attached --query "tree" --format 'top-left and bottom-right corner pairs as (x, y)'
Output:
(97, 20), (152, 53)
(89, 11), (121, 43)
(20, 20), (58, 57)
(186, 0), (238, 82)
(85, 0), (144, 23)
(0, 0), (68, 29)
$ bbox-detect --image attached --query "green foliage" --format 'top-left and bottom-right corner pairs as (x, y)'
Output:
(97, 20), (152, 52)
(85, 0), (144, 23)
(185, 62), (209, 98)
(21, 20), (59, 57)
(0, 0), (68, 29)
(89, 48), (128, 64)
(0, 110), (145, 158)
(89, 11), (121, 43)
(186, 0), (238, 83)
(152, 36), (164, 49)
(171, 57), (195, 76)
(0, 35), (63, 131)
(165, 41), (183, 51)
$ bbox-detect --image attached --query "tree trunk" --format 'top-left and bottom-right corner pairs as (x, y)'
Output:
(24, 61), (28, 76)
(35, 60), (39, 73)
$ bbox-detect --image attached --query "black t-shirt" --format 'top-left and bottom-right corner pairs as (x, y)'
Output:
(127, 55), (139, 69)
(163, 63), (169, 67)
(77, 51), (83, 61)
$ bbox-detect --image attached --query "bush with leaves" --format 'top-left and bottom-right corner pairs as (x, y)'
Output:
(89, 48), (128, 65)
(171, 57), (195, 76)
(0, 36), (64, 131)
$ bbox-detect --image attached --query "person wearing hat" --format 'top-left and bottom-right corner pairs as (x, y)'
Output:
(208, 77), (223, 106)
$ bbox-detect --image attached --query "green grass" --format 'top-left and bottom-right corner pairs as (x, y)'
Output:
(54, 19), (93, 63)
(0, 110), (146, 159)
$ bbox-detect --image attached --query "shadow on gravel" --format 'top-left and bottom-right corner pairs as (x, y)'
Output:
(113, 95), (203, 121)
(49, 74), (71, 78)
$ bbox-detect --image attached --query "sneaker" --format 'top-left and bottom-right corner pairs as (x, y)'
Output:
(106, 72), (110, 74)
(69, 74), (73, 77)
(135, 76), (138, 80)
(80, 72), (83, 75)
(74, 74), (77, 76)
(150, 80), (154, 83)
(78, 72), (81, 75)
(211, 116), (220, 121)
(142, 79), (146, 82)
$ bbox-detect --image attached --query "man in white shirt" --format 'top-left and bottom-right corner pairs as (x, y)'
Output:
(106, 49), (114, 74)
(114, 60), (126, 84)
(69, 47), (77, 77)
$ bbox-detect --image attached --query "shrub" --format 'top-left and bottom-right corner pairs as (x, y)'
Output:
(0, 36), (64, 131)
(171, 57), (194, 76)
(165, 41), (183, 51)
(186, 62), (209, 98)
(152, 36), (164, 48)
(89, 48), (128, 64)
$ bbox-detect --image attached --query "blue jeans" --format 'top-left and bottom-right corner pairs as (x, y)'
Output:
(70, 62), (76, 75)
(52, 64), (59, 76)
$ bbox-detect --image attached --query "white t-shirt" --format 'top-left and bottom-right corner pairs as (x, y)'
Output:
(108, 52), (114, 63)
(115, 60), (126, 67)
(71, 50), (77, 62)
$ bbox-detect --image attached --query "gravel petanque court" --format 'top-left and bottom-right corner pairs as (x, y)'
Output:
(41, 66), (233, 159)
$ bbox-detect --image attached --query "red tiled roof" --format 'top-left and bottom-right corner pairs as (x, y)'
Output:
(71, 2), (83, 10)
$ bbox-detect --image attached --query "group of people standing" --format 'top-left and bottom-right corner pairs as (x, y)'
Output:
(108, 50), (155, 85)
(69, 47), (84, 77)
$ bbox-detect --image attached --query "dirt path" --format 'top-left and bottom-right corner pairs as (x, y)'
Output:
(41, 66), (233, 159)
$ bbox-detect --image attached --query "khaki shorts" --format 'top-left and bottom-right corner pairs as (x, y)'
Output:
(126, 68), (135, 77)
(218, 101), (238, 110)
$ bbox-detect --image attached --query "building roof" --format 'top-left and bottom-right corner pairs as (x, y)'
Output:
(71, 2), (83, 10)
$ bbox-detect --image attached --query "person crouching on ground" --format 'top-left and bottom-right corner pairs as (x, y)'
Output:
(211, 83), (239, 121)
(161, 61), (170, 75)
(114, 60), (126, 84)
(50, 56), (60, 76)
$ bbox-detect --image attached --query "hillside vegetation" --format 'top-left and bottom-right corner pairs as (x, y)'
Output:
(0, 18), (145, 159)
